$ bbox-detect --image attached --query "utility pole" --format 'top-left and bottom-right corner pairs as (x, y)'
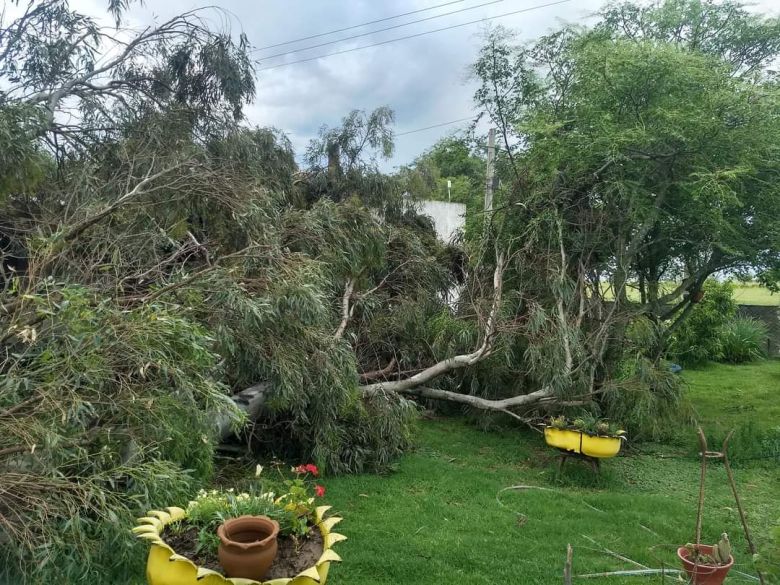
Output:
(484, 128), (495, 212)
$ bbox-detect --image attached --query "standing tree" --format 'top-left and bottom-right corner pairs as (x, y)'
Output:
(444, 0), (780, 430)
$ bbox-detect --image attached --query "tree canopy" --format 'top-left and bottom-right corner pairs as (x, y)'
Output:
(3, 1), (780, 582)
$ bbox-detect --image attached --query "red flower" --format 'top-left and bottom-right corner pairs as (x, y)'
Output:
(304, 464), (319, 477)
(314, 484), (326, 497)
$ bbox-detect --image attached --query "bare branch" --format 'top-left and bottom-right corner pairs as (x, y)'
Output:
(360, 357), (397, 382)
(372, 385), (554, 412)
(333, 278), (355, 340)
(63, 163), (184, 243)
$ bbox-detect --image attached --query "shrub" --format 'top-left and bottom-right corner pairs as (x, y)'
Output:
(719, 316), (769, 363)
(0, 285), (239, 584)
(667, 280), (737, 365)
(601, 355), (689, 441)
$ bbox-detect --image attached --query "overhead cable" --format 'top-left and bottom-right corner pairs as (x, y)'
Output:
(255, 0), (504, 59)
(255, 0), (572, 71)
(254, 0), (467, 51)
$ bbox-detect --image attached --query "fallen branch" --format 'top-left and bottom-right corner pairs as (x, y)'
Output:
(383, 385), (554, 413)
(63, 163), (183, 243)
(0, 445), (32, 458)
(579, 535), (649, 570)
(360, 252), (506, 396)
(359, 357), (397, 382)
(119, 244), (268, 305)
(333, 278), (355, 340)
(495, 484), (605, 526)
(333, 260), (413, 341)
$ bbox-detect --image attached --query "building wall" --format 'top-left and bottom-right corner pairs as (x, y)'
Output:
(415, 200), (466, 243)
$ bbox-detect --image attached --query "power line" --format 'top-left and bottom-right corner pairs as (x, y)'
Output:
(256, 0), (572, 72)
(254, 0), (467, 51)
(395, 116), (477, 136)
(255, 0), (504, 60)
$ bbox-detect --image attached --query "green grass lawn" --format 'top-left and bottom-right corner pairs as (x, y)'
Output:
(601, 281), (779, 306)
(322, 364), (780, 585)
(731, 283), (780, 306)
(682, 360), (780, 436)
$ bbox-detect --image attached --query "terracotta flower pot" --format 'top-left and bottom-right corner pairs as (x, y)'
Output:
(217, 515), (279, 580)
(677, 545), (734, 585)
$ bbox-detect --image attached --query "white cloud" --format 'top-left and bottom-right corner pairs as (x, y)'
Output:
(69, 0), (780, 169)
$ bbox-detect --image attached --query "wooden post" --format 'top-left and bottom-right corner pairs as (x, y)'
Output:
(695, 427), (707, 545)
(484, 128), (495, 212)
(564, 544), (573, 585)
(722, 430), (766, 585)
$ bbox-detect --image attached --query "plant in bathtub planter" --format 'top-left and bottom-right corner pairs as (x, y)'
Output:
(133, 463), (345, 585)
(543, 415), (626, 458)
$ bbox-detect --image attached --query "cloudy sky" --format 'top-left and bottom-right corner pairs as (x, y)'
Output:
(71, 0), (779, 170)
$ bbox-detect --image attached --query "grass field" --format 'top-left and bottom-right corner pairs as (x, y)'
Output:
(731, 283), (780, 306)
(602, 281), (780, 306)
(682, 360), (780, 436)
(321, 362), (780, 585)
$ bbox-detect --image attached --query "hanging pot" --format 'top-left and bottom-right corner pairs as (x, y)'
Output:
(677, 545), (733, 585)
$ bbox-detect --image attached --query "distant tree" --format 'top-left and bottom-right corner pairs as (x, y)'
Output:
(0, 0), (254, 167)
(424, 136), (484, 179)
(303, 107), (396, 205)
(400, 136), (485, 204)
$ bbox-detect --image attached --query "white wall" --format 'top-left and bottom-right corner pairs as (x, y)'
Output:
(415, 200), (466, 243)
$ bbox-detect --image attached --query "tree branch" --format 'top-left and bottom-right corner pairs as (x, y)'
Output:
(360, 357), (397, 382)
(63, 163), (183, 243)
(360, 252), (505, 395)
(333, 278), (355, 340)
(382, 385), (554, 413)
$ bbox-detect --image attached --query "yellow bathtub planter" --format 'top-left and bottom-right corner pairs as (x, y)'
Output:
(133, 505), (345, 585)
(544, 426), (623, 458)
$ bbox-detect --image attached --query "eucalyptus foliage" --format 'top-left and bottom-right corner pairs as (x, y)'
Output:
(0, 4), (454, 583)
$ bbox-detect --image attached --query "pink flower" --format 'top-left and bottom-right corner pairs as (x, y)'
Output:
(305, 464), (319, 477)
(314, 484), (326, 497)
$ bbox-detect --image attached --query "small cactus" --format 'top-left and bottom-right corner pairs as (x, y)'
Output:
(549, 415), (568, 429)
(713, 533), (731, 565)
(684, 533), (731, 566)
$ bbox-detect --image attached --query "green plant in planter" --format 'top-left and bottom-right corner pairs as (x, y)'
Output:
(549, 415), (568, 430)
(183, 463), (326, 557)
(548, 415), (624, 437)
(277, 464), (326, 537)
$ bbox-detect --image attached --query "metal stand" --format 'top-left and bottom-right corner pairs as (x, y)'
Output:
(556, 449), (601, 474)
(695, 427), (765, 585)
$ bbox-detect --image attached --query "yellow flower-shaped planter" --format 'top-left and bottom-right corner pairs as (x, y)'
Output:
(544, 427), (622, 458)
(133, 506), (345, 585)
